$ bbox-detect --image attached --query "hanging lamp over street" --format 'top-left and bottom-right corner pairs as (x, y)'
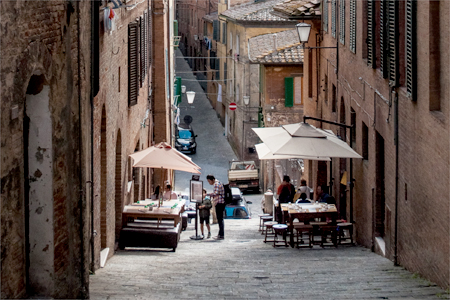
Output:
(296, 22), (311, 44)
(186, 91), (195, 104)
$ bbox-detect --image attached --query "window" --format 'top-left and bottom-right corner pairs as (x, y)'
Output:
(235, 34), (240, 55)
(213, 20), (219, 41)
(405, 0), (416, 101)
(429, 0), (440, 111)
(331, 0), (336, 38)
(366, 0), (377, 68)
(285, 77), (294, 107)
(362, 121), (368, 160)
(349, 0), (356, 53)
(224, 62), (227, 83)
(339, 0), (345, 44)
(222, 22), (227, 45)
(294, 77), (303, 105)
(323, 0), (328, 32)
(128, 21), (139, 106)
(229, 32), (233, 51)
(351, 107), (356, 147)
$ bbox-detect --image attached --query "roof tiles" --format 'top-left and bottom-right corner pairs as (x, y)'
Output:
(221, 0), (295, 22)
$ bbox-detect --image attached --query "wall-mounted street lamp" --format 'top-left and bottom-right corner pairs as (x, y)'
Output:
(243, 95), (250, 106)
(295, 22), (337, 49)
(181, 85), (186, 94)
(186, 91), (196, 104)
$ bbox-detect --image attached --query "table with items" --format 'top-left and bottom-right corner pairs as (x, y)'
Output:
(284, 202), (338, 247)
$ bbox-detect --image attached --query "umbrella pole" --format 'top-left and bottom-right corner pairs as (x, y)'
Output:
(159, 167), (164, 208)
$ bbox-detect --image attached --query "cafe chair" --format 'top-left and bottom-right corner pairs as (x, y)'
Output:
(337, 222), (354, 245)
(260, 216), (273, 235)
(258, 214), (271, 231)
(319, 225), (338, 248)
(294, 224), (313, 248)
(263, 221), (278, 243)
(309, 221), (328, 245)
(272, 224), (289, 247)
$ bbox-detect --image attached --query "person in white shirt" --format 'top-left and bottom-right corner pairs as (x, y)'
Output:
(296, 179), (311, 200)
(163, 184), (178, 200)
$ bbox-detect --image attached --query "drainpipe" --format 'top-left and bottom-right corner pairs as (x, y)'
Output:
(393, 89), (399, 265)
(76, 0), (86, 291)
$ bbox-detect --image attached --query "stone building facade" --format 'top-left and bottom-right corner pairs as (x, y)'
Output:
(1, 1), (92, 298)
(291, 0), (449, 289)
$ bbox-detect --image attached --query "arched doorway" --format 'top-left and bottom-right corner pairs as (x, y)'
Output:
(114, 130), (122, 243)
(100, 106), (107, 249)
(24, 74), (54, 296)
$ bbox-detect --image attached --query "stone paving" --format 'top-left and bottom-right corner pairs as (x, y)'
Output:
(90, 194), (448, 300)
(89, 51), (449, 300)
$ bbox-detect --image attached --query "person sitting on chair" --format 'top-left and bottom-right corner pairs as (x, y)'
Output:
(296, 193), (310, 204)
(316, 185), (330, 203)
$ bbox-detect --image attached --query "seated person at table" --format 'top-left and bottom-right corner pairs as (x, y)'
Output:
(297, 179), (311, 200)
(316, 185), (330, 203)
(296, 193), (310, 204)
(199, 189), (212, 239)
(163, 184), (178, 200)
(151, 185), (160, 200)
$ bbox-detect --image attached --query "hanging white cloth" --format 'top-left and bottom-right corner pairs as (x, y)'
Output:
(217, 84), (222, 103)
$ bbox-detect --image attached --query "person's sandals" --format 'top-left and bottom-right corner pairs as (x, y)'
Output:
(207, 232), (211, 239)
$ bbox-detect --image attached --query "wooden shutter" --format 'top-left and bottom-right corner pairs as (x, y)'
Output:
(349, 0), (356, 53)
(216, 61), (220, 80)
(331, 0), (336, 38)
(339, 0), (345, 44)
(224, 62), (227, 82)
(222, 22), (227, 45)
(323, 0), (328, 32)
(405, 0), (416, 100)
(367, 0), (376, 68)
(388, 0), (398, 87)
(148, 8), (152, 66)
(128, 22), (139, 106)
(213, 20), (219, 41)
(140, 16), (145, 87)
(380, 0), (388, 78)
(144, 12), (148, 79)
(285, 77), (294, 107)
(210, 50), (216, 69)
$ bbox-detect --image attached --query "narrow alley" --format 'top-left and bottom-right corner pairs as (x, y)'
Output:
(88, 53), (449, 300)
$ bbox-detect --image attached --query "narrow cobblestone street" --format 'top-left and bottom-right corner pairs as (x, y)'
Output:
(88, 52), (449, 300)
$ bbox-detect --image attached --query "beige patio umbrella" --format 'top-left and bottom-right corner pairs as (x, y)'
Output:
(129, 142), (201, 206)
(255, 143), (330, 161)
(129, 142), (201, 173)
(252, 123), (362, 159)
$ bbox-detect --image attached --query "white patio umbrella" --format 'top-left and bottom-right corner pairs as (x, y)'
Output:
(129, 142), (201, 173)
(254, 143), (330, 161)
(252, 122), (362, 159)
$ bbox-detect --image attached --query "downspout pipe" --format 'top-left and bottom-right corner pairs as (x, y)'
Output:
(393, 89), (399, 265)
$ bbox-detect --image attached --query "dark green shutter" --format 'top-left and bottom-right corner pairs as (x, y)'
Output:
(128, 22), (139, 106)
(224, 62), (227, 82)
(406, 0), (416, 100)
(367, 0), (376, 68)
(331, 0), (336, 38)
(175, 77), (182, 105)
(323, 0), (328, 32)
(140, 16), (144, 87)
(213, 20), (219, 41)
(339, 0), (345, 44)
(380, 0), (388, 78)
(349, 0), (356, 53)
(173, 20), (178, 37)
(285, 77), (294, 107)
(222, 22), (227, 45)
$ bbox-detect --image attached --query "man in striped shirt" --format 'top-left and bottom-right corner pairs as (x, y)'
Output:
(207, 175), (225, 240)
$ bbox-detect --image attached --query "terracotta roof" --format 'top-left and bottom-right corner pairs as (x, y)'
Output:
(203, 11), (219, 23)
(272, 0), (321, 18)
(221, 0), (296, 22)
(248, 29), (304, 64)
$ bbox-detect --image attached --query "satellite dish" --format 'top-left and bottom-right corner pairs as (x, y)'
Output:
(184, 115), (193, 125)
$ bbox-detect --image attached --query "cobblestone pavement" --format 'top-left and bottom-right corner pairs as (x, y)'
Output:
(89, 51), (449, 300)
(90, 194), (448, 300)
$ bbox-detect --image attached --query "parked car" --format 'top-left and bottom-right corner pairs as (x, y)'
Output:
(175, 123), (197, 154)
(224, 187), (251, 219)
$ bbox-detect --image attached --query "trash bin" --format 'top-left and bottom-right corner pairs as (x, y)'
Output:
(264, 191), (274, 215)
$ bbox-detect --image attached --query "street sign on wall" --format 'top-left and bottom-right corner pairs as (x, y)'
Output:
(229, 102), (237, 111)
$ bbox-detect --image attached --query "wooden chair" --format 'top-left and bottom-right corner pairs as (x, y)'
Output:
(272, 224), (289, 247)
(263, 221), (278, 243)
(260, 216), (273, 235)
(294, 224), (313, 248)
(319, 225), (338, 248)
(258, 214), (271, 231)
(337, 222), (354, 245)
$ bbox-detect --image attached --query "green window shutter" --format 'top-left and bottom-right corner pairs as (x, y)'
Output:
(175, 77), (182, 105)
(331, 0), (336, 38)
(323, 0), (328, 32)
(173, 20), (178, 37)
(285, 77), (294, 107)
(367, 0), (376, 68)
(222, 22), (227, 45)
(339, 0), (345, 44)
(213, 20), (219, 41)
(224, 62), (227, 82)
(349, 0), (356, 53)
(406, 0), (417, 100)
(388, 0), (398, 87)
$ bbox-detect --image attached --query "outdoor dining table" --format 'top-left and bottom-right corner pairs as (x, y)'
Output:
(285, 203), (338, 248)
(122, 199), (186, 228)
